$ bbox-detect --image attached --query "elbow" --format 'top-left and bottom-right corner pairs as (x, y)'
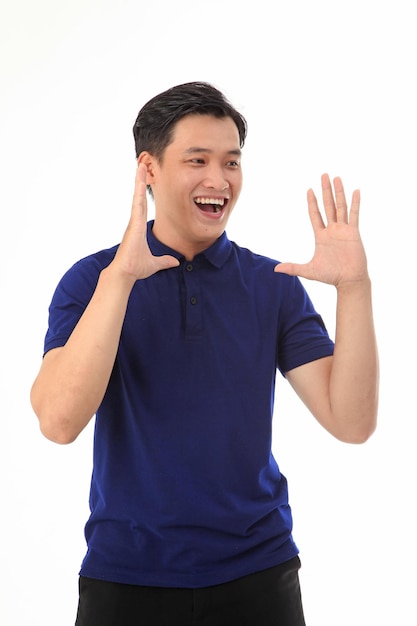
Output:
(35, 406), (81, 444)
(341, 426), (376, 445)
(328, 385), (379, 444)
(38, 418), (80, 445)
(335, 410), (378, 445)
(31, 389), (82, 445)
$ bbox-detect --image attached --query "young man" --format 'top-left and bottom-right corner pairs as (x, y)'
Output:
(30, 81), (379, 626)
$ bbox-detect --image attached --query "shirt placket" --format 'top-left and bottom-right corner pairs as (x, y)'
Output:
(183, 261), (204, 339)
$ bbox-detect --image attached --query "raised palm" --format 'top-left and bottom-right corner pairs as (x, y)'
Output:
(275, 173), (369, 287)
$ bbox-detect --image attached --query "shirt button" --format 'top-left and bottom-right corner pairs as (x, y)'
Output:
(190, 296), (198, 305)
(186, 263), (193, 272)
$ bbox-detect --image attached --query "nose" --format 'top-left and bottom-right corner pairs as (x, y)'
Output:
(203, 165), (229, 191)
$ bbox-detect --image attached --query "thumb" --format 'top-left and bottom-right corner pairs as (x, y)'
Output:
(155, 255), (180, 271)
(274, 262), (300, 276)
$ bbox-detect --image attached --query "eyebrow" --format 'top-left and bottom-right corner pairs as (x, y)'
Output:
(183, 147), (242, 156)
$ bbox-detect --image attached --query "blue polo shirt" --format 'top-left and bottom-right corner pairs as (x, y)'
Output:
(44, 221), (334, 588)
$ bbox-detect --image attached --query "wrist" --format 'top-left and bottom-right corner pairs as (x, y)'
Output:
(335, 275), (372, 296)
(100, 263), (138, 292)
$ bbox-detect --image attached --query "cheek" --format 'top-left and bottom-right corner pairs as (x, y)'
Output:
(183, 170), (203, 190)
(232, 174), (243, 197)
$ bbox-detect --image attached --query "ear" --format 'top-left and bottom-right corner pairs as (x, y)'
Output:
(137, 151), (158, 185)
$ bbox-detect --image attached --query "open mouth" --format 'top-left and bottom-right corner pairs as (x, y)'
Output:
(194, 197), (227, 214)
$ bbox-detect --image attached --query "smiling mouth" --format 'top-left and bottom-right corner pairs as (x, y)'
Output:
(194, 197), (227, 213)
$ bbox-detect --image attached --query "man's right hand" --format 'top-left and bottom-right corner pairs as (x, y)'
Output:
(30, 164), (179, 444)
(111, 163), (179, 284)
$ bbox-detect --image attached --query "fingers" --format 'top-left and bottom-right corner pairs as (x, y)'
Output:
(319, 173), (335, 223)
(319, 173), (360, 225)
(332, 176), (348, 223)
(131, 162), (148, 220)
(307, 187), (325, 233)
(349, 188), (361, 228)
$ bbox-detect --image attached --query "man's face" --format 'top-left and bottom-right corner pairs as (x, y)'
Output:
(146, 114), (243, 259)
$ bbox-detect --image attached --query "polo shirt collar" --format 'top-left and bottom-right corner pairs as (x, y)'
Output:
(146, 220), (232, 269)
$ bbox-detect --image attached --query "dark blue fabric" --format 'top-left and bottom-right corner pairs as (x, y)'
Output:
(44, 222), (334, 588)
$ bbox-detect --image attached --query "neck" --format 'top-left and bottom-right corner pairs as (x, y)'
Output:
(152, 223), (218, 261)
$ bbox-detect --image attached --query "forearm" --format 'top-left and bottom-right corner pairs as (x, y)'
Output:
(329, 277), (379, 442)
(31, 265), (136, 443)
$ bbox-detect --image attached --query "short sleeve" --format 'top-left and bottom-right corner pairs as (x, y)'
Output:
(276, 275), (334, 375)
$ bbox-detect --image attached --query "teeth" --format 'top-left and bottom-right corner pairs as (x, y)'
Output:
(195, 197), (225, 206)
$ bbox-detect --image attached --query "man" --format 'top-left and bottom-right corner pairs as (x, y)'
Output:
(30, 81), (379, 625)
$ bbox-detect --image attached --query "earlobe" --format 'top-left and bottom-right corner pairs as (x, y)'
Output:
(137, 151), (157, 184)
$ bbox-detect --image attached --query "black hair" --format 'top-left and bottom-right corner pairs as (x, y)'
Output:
(132, 81), (247, 161)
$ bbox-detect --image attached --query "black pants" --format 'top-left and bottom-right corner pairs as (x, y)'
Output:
(75, 556), (306, 626)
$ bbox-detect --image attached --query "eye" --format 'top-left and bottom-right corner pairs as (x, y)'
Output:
(189, 158), (206, 165)
(227, 160), (240, 168)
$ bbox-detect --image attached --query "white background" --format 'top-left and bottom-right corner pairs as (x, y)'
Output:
(1, 0), (416, 624)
